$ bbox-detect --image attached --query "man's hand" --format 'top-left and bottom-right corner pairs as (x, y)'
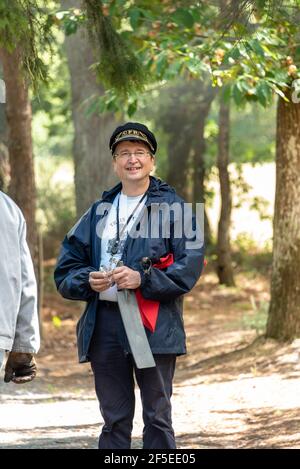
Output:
(112, 266), (141, 290)
(4, 352), (37, 384)
(89, 271), (113, 292)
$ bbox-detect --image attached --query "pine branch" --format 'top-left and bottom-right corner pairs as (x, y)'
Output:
(82, 0), (147, 97)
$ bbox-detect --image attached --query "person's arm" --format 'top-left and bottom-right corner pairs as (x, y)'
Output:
(137, 204), (204, 302)
(12, 218), (40, 354)
(5, 216), (39, 384)
(54, 208), (97, 301)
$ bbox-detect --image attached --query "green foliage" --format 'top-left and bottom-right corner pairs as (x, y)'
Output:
(234, 232), (260, 252)
(31, 29), (73, 159)
(83, 0), (148, 97)
(3, 0), (300, 109)
(249, 196), (272, 221)
(171, 8), (195, 29)
(231, 242), (273, 274)
(241, 298), (269, 334)
(35, 157), (76, 259)
(56, 1), (149, 99)
(56, 7), (85, 36)
(203, 99), (276, 171)
(230, 103), (276, 163)
(0, 0), (56, 90)
(74, 0), (300, 112)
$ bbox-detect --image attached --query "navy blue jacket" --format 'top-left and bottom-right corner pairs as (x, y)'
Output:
(54, 176), (204, 363)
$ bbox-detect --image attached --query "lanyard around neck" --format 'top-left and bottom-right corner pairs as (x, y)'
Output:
(110, 192), (147, 255)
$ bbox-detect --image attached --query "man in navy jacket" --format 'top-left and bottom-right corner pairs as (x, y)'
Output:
(55, 122), (204, 449)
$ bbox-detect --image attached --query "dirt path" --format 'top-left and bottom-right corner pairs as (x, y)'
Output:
(1, 270), (300, 449)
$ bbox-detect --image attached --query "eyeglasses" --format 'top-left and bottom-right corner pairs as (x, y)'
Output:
(114, 150), (152, 160)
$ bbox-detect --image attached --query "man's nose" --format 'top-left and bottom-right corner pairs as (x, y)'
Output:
(127, 153), (138, 161)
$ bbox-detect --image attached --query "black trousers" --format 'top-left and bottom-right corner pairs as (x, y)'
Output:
(89, 300), (177, 449)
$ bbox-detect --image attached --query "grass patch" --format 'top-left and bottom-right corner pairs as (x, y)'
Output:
(240, 299), (269, 335)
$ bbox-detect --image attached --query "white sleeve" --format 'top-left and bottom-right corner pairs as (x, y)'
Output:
(12, 218), (40, 353)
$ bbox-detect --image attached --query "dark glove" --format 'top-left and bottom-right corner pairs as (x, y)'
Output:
(4, 352), (37, 384)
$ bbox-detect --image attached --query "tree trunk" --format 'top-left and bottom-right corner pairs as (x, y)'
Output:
(216, 98), (235, 286)
(266, 96), (300, 340)
(164, 80), (216, 204)
(166, 129), (192, 200)
(0, 62), (7, 143)
(0, 61), (8, 191)
(0, 46), (37, 258)
(0, 142), (9, 192)
(192, 88), (216, 248)
(62, 0), (119, 216)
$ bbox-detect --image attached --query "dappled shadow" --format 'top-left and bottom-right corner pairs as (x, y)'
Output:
(0, 395), (96, 405)
(176, 432), (225, 449)
(0, 422), (145, 449)
(0, 437), (97, 449)
(2, 407), (299, 449)
(209, 407), (300, 448)
(176, 407), (300, 449)
(0, 423), (99, 449)
(175, 336), (300, 385)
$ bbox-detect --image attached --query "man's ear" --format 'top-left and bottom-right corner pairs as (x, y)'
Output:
(112, 158), (117, 173)
(150, 156), (156, 174)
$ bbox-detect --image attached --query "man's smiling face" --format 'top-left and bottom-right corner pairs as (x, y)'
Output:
(113, 140), (155, 184)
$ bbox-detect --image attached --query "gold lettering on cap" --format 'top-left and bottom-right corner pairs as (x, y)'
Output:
(113, 129), (154, 151)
